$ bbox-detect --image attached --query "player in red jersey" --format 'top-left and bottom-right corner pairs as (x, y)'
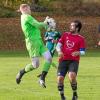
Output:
(56, 20), (86, 100)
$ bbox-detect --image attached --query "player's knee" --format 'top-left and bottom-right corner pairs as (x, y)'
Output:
(32, 57), (39, 68)
(68, 72), (76, 82)
(43, 51), (52, 63)
(46, 55), (52, 63)
(46, 54), (52, 63)
(32, 63), (39, 68)
(57, 76), (64, 84)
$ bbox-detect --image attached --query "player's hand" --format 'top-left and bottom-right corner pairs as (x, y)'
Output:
(58, 51), (64, 58)
(44, 16), (50, 25)
(44, 37), (48, 41)
(52, 39), (57, 43)
(71, 51), (80, 57)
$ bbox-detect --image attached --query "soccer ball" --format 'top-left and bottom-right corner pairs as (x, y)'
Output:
(44, 16), (56, 30)
(47, 18), (56, 29)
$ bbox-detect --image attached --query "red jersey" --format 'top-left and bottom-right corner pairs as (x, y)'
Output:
(59, 32), (85, 62)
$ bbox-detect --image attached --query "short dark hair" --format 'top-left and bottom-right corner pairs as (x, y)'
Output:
(73, 20), (82, 32)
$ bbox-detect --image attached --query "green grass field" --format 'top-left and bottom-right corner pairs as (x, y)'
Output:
(0, 50), (100, 100)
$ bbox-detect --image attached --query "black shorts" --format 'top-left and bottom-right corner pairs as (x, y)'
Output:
(57, 60), (79, 77)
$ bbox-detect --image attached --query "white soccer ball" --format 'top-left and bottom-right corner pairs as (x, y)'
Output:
(47, 18), (56, 29)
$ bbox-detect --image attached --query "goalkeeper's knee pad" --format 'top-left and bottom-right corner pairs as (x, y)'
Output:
(43, 51), (52, 63)
(32, 57), (39, 68)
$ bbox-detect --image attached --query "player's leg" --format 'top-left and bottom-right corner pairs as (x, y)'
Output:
(16, 57), (39, 84)
(57, 61), (68, 100)
(51, 49), (57, 68)
(37, 44), (56, 80)
(68, 61), (79, 100)
(49, 43), (57, 68)
(38, 50), (52, 88)
(37, 40), (52, 88)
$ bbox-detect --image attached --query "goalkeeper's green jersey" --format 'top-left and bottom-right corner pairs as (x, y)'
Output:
(21, 14), (46, 41)
(21, 14), (47, 57)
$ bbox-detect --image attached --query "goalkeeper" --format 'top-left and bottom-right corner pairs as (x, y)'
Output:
(16, 4), (52, 88)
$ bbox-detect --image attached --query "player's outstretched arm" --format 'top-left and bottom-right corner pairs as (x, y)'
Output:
(28, 16), (48, 29)
(56, 42), (64, 57)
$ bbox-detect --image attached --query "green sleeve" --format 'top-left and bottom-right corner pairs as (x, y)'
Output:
(28, 15), (47, 28)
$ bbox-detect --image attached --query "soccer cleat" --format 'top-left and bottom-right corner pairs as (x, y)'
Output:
(38, 79), (46, 88)
(72, 96), (78, 100)
(38, 71), (47, 88)
(61, 96), (66, 100)
(72, 92), (78, 100)
(16, 69), (25, 84)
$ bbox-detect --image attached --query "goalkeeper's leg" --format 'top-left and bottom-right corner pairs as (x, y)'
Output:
(50, 49), (57, 69)
(16, 57), (39, 84)
(38, 50), (52, 88)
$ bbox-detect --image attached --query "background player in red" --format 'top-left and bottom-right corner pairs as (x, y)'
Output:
(56, 20), (86, 100)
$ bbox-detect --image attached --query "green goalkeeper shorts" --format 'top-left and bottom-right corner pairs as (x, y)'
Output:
(26, 39), (48, 57)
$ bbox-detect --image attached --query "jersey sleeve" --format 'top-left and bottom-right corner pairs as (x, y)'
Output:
(58, 33), (65, 45)
(79, 37), (86, 50)
(27, 15), (47, 28)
